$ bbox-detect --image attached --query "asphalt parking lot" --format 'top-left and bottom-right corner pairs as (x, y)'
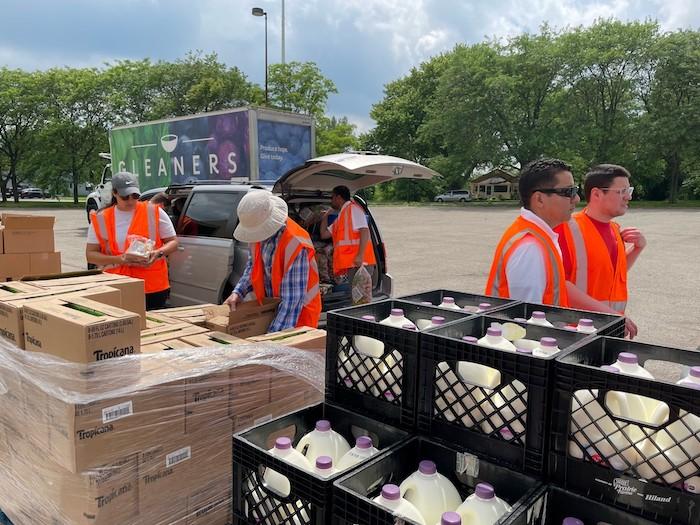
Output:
(4, 204), (699, 351)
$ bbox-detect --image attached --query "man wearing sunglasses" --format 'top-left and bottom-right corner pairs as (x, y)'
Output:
(555, 164), (644, 338)
(486, 158), (579, 306)
(86, 172), (179, 309)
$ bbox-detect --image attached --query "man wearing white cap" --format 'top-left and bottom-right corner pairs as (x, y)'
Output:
(224, 190), (321, 331)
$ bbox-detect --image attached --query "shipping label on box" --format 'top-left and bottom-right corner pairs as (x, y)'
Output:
(22, 296), (140, 363)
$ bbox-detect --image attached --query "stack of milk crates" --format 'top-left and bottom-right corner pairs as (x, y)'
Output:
(327, 288), (655, 525)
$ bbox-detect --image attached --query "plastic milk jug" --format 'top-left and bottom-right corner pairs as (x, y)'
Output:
(373, 484), (426, 525)
(527, 311), (553, 327)
(479, 379), (527, 441)
(439, 297), (462, 310)
(342, 315), (383, 395)
(611, 352), (670, 424)
(532, 337), (561, 357)
(295, 420), (351, 464)
(436, 511), (461, 525)
(313, 455), (335, 478)
(353, 315), (384, 358)
(455, 483), (511, 525)
(417, 316), (445, 331)
(568, 365), (640, 470)
(637, 382), (700, 491)
(576, 318), (596, 334)
(476, 303), (492, 313)
(399, 460), (462, 525)
(265, 437), (313, 496)
(380, 308), (417, 329)
(335, 436), (379, 471)
(477, 326), (517, 352)
(678, 366), (700, 387)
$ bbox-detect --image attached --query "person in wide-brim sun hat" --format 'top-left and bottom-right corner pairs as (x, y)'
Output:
(234, 190), (288, 243)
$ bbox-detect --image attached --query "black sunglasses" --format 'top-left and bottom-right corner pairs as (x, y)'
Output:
(535, 186), (579, 199)
(117, 193), (140, 200)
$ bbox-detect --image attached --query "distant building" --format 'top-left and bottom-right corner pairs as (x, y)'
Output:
(470, 169), (519, 200)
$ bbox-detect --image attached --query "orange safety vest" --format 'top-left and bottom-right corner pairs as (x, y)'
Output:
(332, 200), (377, 275)
(90, 202), (170, 294)
(251, 218), (321, 328)
(557, 211), (628, 312)
(485, 216), (570, 307)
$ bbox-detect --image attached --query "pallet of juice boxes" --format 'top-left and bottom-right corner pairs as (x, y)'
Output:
(0, 271), (326, 525)
(0, 213), (61, 281)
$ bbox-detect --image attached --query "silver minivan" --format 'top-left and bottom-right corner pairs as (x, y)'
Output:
(434, 189), (471, 202)
(165, 153), (438, 314)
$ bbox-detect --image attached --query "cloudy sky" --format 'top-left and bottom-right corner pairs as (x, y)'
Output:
(2, 0), (699, 132)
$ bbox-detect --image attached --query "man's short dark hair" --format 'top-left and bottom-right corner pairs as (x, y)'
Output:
(519, 158), (573, 209)
(332, 185), (351, 202)
(584, 164), (631, 201)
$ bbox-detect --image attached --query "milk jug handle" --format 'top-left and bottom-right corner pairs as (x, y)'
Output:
(259, 464), (295, 500)
(352, 337), (386, 357)
(454, 361), (502, 389)
(295, 434), (311, 454)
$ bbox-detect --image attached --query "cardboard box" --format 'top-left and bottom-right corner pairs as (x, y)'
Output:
(151, 303), (218, 326)
(140, 322), (209, 345)
(0, 224), (4, 253)
(185, 475), (233, 525)
(43, 375), (186, 473)
(29, 251), (62, 275)
(232, 388), (321, 432)
(2, 425), (139, 525)
(0, 280), (42, 295)
(203, 298), (280, 338)
(137, 419), (233, 523)
(26, 273), (147, 329)
(248, 326), (327, 354)
(68, 285), (123, 308)
(1, 213), (55, 254)
(141, 339), (196, 353)
(229, 363), (272, 418)
(23, 296), (141, 363)
(0, 253), (30, 280)
(145, 311), (180, 329)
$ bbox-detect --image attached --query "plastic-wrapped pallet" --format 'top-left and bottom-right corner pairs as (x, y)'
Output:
(0, 335), (323, 525)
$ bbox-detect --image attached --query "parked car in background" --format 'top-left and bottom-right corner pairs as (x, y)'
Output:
(20, 187), (46, 199)
(434, 189), (471, 202)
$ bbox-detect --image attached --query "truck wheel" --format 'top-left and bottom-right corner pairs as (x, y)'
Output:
(436, 198), (443, 202)
(459, 198), (466, 202)
(86, 200), (98, 223)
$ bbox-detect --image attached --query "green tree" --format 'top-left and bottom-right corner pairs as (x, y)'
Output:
(315, 116), (359, 155)
(267, 61), (337, 117)
(0, 69), (44, 202)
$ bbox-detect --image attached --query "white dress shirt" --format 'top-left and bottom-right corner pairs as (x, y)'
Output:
(504, 208), (562, 303)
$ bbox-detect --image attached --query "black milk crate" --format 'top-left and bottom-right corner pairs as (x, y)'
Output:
(490, 302), (625, 337)
(550, 336), (700, 525)
(333, 436), (543, 525)
(326, 299), (475, 430)
(418, 315), (591, 475)
(397, 288), (518, 313)
(500, 485), (660, 525)
(232, 402), (409, 525)
(0, 511), (11, 525)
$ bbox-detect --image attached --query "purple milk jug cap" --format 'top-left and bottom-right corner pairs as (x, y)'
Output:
(421, 301), (433, 306)
(431, 316), (446, 325)
(600, 365), (620, 373)
(684, 382), (700, 390)
(478, 303), (491, 309)
(390, 308), (404, 316)
(441, 511), (462, 525)
(418, 460), (437, 475)
(562, 519), (584, 525)
(689, 366), (700, 378)
(513, 317), (528, 323)
(275, 437), (292, 450)
(361, 315), (376, 321)
(356, 436), (373, 449)
(532, 311), (546, 319)
(316, 419), (331, 431)
(402, 323), (417, 330)
(540, 337), (557, 347)
(516, 347), (533, 355)
(618, 352), (638, 364)
(475, 482), (495, 499)
(381, 484), (400, 500)
(316, 456), (333, 470)
(462, 336), (478, 343)
(578, 318), (594, 327)
(442, 296), (455, 304)
(486, 327), (502, 337)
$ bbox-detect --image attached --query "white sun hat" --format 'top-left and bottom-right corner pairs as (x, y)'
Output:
(234, 190), (289, 243)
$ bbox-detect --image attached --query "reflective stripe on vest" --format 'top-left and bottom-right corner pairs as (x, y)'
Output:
(489, 226), (564, 306)
(567, 218), (588, 291)
(338, 201), (359, 247)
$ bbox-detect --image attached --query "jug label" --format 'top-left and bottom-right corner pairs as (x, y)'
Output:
(456, 451), (479, 477)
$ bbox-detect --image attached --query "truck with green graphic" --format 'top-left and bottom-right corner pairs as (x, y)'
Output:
(86, 107), (315, 217)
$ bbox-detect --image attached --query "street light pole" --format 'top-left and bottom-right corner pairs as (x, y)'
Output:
(281, 0), (285, 65)
(251, 7), (268, 104)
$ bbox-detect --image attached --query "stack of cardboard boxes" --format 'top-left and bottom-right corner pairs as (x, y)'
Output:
(0, 271), (325, 525)
(0, 213), (61, 280)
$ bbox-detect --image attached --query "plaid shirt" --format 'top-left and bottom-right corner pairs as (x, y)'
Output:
(233, 227), (310, 332)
